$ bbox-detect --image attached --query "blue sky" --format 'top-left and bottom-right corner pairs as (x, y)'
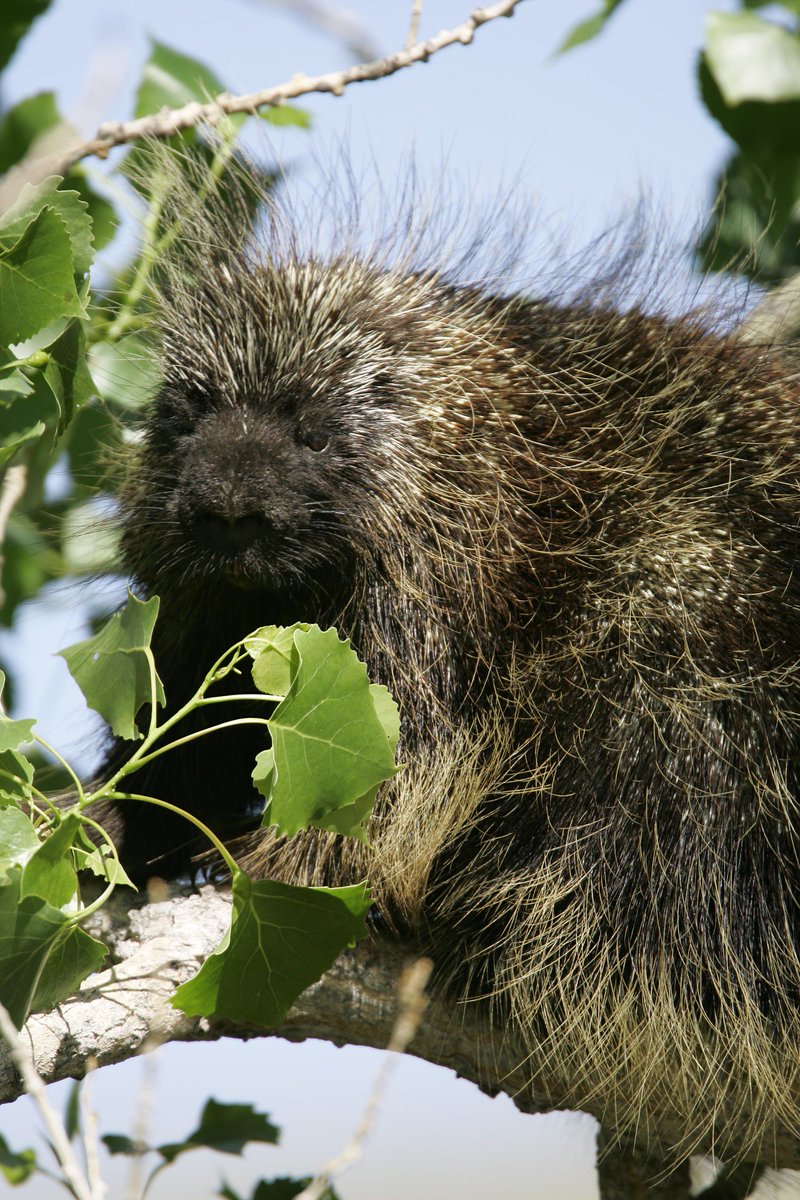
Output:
(0, 4), (741, 1199)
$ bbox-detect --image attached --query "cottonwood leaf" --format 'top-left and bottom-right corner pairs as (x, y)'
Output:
(0, 0), (51, 72)
(705, 11), (800, 105)
(248, 622), (310, 697)
(0, 177), (94, 279)
(136, 41), (226, 118)
(30, 924), (106, 1013)
(556, 0), (627, 53)
(156, 1099), (279, 1163)
(252, 626), (399, 839)
(21, 812), (80, 908)
(0, 871), (74, 1028)
(0, 749), (34, 807)
(0, 809), (40, 879)
(172, 872), (370, 1026)
(0, 1133), (36, 1185)
(59, 592), (164, 740)
(0, 208), (84, 345)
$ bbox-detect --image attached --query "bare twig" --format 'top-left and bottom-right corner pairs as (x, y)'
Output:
(258, 0), (382, 62)
(0, 463), (28, 612)
(406, 0), (424, 51)
(30, 1), (525, 179)
(294, 957), (434, 1200)
(0, 1000), (95, 1200)
(739, 272), (800, 345)
(79, 1061), (107, 1200)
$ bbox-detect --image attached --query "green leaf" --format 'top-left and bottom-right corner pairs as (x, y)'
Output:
(556, 0), (627, 53)
(0, 871), (71, 1028)
(260, 106), (312, 130)
(21, 812), (80, 907)
(0, 207), (85, 346)
(157, 1099), (279, 1164)
(135, 41), (226, 119)
(220, 1181), (341, 1200)
(0, 1133), (36, 1185)
(0, 0), (52, 72)
(0, 715), (36, 753)
(172, 872), (370, 1025)
(41, 317), (96, 430)
(59, 592), (164, 740)
(61, 501), (119, 574)
(705, 11), (800, 104)
(0, 809), (40, 879)
(252, 626), (399, 838)
(102, 1135), (142, 1156)
(248, 622), (311, 697)
(0, 92), (60, 174)
(64, 1080), (81, 1140)
(0, 369), (59, 467)
(0, 177), (94, 279)
(30, 924), (106, 1013)
(0, 749), (34, 807)
(88, 336), (161, 410)
(71, 830), (135, 891)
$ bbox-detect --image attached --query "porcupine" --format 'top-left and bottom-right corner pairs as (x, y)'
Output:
(92, 160), (800, 1161)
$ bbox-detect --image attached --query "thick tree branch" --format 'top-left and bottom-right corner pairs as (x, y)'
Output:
(0, 883), (796, 1200)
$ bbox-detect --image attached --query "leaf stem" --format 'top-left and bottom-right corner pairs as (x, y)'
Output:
(106, 791), (239, 875)
(130, 717), (271, 770)
(33, 736), (85, 804)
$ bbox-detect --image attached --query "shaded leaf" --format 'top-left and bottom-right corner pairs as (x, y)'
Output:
(30, 924), (106, 1013)
(0, 1133), (36, 1185)
(135, 41), (226, 119)
(0, 871), (72, 1028)
(0, 749), (34, 807)
(0, 177), (94, 278)
(157, 1099), (279, 1163)
(21, 812), (80, 907)
(88, 336), (161, 411)
(172, 872), (370, 1026)
(0, 208), (85, 345)
(59, 592), (164, 740)
(0, 0), (52, 72)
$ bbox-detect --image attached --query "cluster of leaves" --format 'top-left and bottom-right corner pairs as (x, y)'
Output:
(564, 0), (800, 285)
(0, 598), (399, 1031)
(3, 1092), (340, 1198)
(0, 601), (397, 1192)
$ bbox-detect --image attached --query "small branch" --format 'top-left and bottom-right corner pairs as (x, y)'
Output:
(31, 1), (525, 179)
(0, 1000), (95, 1200)
(406, 0), (424, 51)
(79, 1063), (108, 1200)
(739, 273), (800, 345)
(295, 957), (433, 1200)
(0, 463), (28, 612)
(258, 0), (382, 63)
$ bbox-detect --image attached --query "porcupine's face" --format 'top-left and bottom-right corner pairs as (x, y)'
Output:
(125, 261), (407, 605)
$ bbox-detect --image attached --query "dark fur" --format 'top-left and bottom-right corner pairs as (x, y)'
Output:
(94, 174), (800, 1157)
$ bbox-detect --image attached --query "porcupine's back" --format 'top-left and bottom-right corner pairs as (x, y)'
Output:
(102, 162), (800, 1157)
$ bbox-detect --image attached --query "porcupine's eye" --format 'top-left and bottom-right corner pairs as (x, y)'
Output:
(302, 430), (330, 453)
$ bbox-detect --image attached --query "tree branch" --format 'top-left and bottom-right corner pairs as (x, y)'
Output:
(13, 1), (524, 184)
(0, 883), (796, 1200)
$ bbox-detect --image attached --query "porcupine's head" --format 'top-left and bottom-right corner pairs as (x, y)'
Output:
(117, 153), (533, 657)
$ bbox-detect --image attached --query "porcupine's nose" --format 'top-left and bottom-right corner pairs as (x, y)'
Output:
(193, 509), (272, 553)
